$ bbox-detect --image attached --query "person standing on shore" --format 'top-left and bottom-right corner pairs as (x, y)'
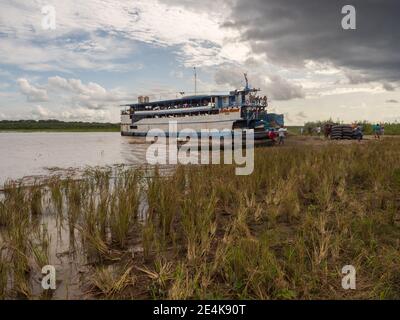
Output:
(324, 123), (332, 139)
(354, 125), (363, 142)
(268, 128), (277, 143)
(373, 123), (381, 139)
(278, 126), (287, 145)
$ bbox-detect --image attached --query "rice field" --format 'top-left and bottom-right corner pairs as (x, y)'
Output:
(1, 137), (400, 299)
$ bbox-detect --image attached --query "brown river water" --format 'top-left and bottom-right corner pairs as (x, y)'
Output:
(0, 132), (152, 187)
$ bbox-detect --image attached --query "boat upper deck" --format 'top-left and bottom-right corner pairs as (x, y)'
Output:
(134, 105), (214, 116)
(121, 88), (267, 114)
(122, 95), (229, 110)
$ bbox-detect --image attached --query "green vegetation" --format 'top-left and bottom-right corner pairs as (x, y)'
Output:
(1, 139), (400, 299)
(357, 122), (400, 135)
(300, 121), (400, 135)
(0, 120), (119, 132)
(286, 126), (303, 135)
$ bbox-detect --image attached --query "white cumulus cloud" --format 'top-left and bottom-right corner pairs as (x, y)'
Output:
(31, 105), (56, 119)
(17, 78), (49, 102)
(48, 76), (131, 109)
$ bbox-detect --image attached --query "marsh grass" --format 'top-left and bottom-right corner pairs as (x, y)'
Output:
(49, 177), (63, 219)
(29, 183), (43, 216)
(109, 170), (141, 248)
(142, 167), (184, 260)
(0, 248), (8, 299)
(30, 224), (50, 269)
(180, 174), (217, 263)
(0, 201), (8, 227)
(88, 264), (134, 298)
(137, 259), (173, 299)
(1, 139), (400, 299)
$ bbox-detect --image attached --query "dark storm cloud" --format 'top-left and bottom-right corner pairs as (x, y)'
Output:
(224, 0), (400, 83)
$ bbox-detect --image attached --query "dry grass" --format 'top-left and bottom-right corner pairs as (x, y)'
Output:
(88, 264), (135, 298)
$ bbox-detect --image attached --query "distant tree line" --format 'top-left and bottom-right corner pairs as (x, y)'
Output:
(0, 120), (120, 131)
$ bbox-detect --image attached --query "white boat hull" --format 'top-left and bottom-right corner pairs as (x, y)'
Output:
(121, 111), (242, 136)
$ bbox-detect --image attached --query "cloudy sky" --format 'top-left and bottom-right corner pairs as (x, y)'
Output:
(0, 0), (399, 124)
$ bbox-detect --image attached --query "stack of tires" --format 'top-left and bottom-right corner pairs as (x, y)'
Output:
(330, 125), (354, 140)
(342, 126), (354, 140)
(330, 125), (343, 140)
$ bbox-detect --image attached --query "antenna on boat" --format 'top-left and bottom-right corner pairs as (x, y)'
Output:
(244, 73), (249, 90)
(194, 67), (197, 96)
